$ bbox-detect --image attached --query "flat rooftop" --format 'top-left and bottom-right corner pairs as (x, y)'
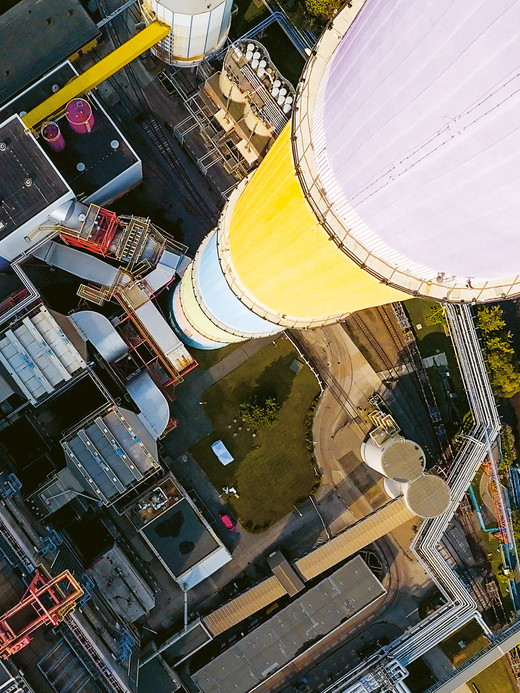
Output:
(0, 0), (100, 106)
(0, 116), (69, 238)
(192, 555), (386, 693)
(47, 103), (139, 200)
(2, 62), (139, 203)
(141, 498), (220, 578)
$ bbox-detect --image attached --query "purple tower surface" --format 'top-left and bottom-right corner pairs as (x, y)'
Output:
(312, 0), (520, 282)
(66, 98), (95, 134)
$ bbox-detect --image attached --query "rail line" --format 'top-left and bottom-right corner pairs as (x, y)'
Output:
(347, 309), (441, 458)
(95, 0), (218, 227)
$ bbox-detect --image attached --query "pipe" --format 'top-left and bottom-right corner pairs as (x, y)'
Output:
(467, 484), (497, 533)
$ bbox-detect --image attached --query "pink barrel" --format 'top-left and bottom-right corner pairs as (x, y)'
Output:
(65, 98), (95, 134)
(40, 121), (66, 152)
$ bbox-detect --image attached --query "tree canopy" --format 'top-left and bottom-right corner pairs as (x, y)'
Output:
(240, 393), (281, 429)
(305, 0), (342, 18)
(477, 305), (520, 398)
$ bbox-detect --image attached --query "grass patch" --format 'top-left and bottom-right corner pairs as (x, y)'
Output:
(439, 620), (488, 666)
(468, 655), (517, 693)
(188, 342), (241, 371)
(191, 338), (320, 531)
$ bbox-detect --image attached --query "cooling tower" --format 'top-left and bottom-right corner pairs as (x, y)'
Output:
(172, 0), (520, 348)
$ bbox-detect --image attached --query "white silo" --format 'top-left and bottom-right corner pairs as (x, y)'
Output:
(361, 434), (425, 484)
(141, 0), (233, 66)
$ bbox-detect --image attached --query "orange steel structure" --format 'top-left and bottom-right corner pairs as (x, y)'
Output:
(0, 570), (83, 659)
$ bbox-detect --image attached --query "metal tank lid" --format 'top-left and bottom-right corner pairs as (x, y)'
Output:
(154, 0), (229, 13)
(404, 475), (451, 519)
(314, 0), (520, 284)
(381, 439), (425, 483)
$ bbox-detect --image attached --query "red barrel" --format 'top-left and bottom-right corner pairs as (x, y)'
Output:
(41, 121), (66, 152)
(66, 98), (95, 134)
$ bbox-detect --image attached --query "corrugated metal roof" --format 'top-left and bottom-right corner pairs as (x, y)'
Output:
(203, 576), (287, 636)
(62, 407), (160, 503)
(295, 497), (415, 581)
(0, 305), (86, 404)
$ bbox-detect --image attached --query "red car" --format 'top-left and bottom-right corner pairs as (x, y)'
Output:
(219, 513), (237, 531)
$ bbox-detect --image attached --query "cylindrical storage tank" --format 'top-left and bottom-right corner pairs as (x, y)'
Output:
(41, 121), (65, 152)
(243, 104), (272, 138)
(219, 70), (246, 104)
(172, 0), (520, 352)
(66, 99), (95, 134)
(361, 436), (425, 483)
(383, 478), (403, 500)
(404, 475), (451, 519)
(144, 0), (233, 67)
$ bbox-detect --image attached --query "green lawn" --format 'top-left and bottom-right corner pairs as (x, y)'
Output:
(188, 342), (240, 370)
(468, 655), (517, 693)
(191, 338), (320, 532)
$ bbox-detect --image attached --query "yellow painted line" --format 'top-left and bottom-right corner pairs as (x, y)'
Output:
(22, 20), (169, 129)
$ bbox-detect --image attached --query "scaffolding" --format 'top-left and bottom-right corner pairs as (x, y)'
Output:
(0, 570), (83, 659)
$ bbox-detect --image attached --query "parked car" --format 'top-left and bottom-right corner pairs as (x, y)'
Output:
(219, 512), (237, 531)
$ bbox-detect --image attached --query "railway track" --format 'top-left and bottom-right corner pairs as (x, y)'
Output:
(95, 0), (218, 227)
(347, 309), (441, 458)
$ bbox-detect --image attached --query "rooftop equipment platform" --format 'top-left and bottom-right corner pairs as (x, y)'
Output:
(0, 0), (100, 107)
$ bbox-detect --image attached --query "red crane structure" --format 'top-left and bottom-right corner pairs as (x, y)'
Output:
(0, 570), (83, 659)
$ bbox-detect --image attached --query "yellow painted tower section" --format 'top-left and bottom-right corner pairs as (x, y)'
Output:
(225, 124), (407, 323)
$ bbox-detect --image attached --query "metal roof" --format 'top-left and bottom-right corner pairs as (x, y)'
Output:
(203, 576), (287, 637)
(0, 0), (99, 106)
(69, 310), (128, 363)
(0, 305), (86, 404)
(126, 371), (170, 440)
(266, 550), (304, 597)
(62, 406), (160, 503)
(193, 556), (386, 693)
(294, 497), (415, 581)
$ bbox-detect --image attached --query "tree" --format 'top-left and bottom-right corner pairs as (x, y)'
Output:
(305, 0), (342, 18)
(240, 394), (280, 429)
(500, 425), (517, 470)
(424, 304), (446, 327)
(476, 305), (520, 398)
(477, 305), (506, 334)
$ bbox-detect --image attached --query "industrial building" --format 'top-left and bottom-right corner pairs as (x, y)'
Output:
(0, 0), (100, 106)
(127, 474), (231, 591)
(172, 0), (520, 349)
(192, 555), (386, 693)
(0, 7), (239, 691)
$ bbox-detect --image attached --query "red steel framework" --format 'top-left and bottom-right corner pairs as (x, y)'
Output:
(60, 206), (119, 257)
(0, 570), (83, 659)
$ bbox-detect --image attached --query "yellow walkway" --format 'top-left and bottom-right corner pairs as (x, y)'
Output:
(22, 20), (169, 129)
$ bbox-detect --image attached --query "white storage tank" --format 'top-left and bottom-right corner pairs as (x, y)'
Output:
(361, 435), (425, 483)
(142, 0), (233, 66)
